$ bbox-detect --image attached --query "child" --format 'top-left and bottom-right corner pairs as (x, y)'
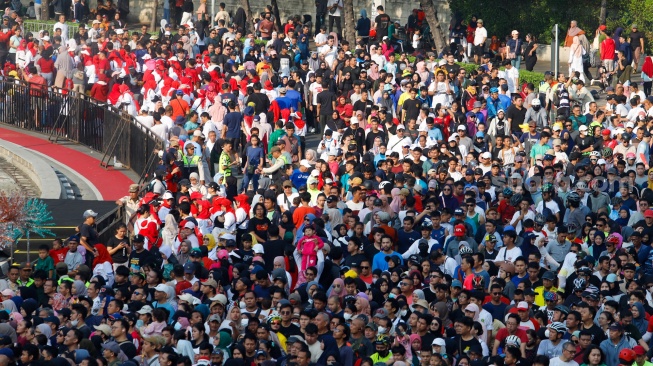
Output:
(296, 224), (324, 284)
(412, 28), (421, 51)
(34, 244), (55, 278)
(49, 239), (68, 265)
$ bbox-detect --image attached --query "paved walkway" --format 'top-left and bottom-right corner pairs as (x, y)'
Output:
(0, 126), (135, 200)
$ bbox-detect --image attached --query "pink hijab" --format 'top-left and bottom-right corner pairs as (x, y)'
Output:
(356, 297), (371, 316)
(389, 188), (403, 213)
(330, 278), (345, 299)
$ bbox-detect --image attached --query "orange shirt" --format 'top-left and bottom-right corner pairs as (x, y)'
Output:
(170, 97), (190, 120)
(292, 205), (316, 229)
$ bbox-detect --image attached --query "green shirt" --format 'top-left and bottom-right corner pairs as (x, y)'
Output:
(530, 143), (550, 160)
(33, 256), (55, 277)
(268, 129), (286, 152)
(219, 152), (232, 177)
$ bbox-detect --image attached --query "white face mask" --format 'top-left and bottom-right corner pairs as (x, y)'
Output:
(378, 326), (387, 334)
(343, 313), (352, 321)
(239, 301), (246, 309)
(71, 319), (79, 327)
(544, 329), (550, 338)
(240, 319), (248, 328)
(400, 309), (408, 317)
(174, 322), (182, 330)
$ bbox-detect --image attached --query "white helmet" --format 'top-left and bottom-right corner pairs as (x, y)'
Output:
(505, 335), (521, 347)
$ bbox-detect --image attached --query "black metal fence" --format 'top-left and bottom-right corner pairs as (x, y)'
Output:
(0, 80), (163, 182)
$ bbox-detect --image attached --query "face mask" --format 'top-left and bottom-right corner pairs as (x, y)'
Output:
(71, 320), (79, 327)
(400, 309), (408, 317)
(136, 319), (144, 328)
(377, 349), (389, 357)
(544, 329), (550, 338)
(291, 321), (300, 327)
(174, 322), (182, 330)
(343, 313), (352, 321)
(241, 319), (249, 328)
(239, 301), (246, 309)
(372, 278), (378, 284)
(388, 293), (395, 299)
(532, 105), (541, 111)
(378, 326), (387, 334)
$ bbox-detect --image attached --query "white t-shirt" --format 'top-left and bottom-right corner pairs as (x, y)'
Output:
(536, 199), (560, 216)
(548, 357), (579, 366)
(505, 67), (520, 93)
(474, 27), (488, 46)
(495, 246), (522, 263)
(412, 34), (420, 49)
(326, 0), (343, 17)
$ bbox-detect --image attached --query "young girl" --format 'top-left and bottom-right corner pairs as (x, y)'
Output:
(412, 29), (421, 51)
(295, 224), (324, 284)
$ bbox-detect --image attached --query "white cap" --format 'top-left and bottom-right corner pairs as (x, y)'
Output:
(626, 122), (635, 128)
(597, 158), (606, 165)
(116, 29), (124, 35)
(432, 338), (446, 347)
(396, 124), (405, 130)
(457, 125), (466, 131)
(253, 243), (265, 254)
(579, 125), (588, 131)
(42, 36), (50, 41)
(183, 221), (196, 229)
(210, 294), (228, 305)
(219, 233), (236, 241)
(153, 284), (169, 292)
(179, 293), (201, 305)
(162, 191), (174, 200)
(448, 136), (456, 142)
(481, 152), (492, 159)
(310, 169), (319, 177)
(300, 159), (312, 168)
(552, 125), (561, 131)
(193, 130), (203, 137)
(350, 116), (359, 125)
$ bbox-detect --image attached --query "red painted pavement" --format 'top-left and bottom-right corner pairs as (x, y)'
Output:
(0, 126), (135, 200)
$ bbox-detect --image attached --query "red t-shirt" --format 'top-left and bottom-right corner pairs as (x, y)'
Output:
(495, 327), (528, 346)
(50, 248), (69, 264)
(37, 57), (54, 73)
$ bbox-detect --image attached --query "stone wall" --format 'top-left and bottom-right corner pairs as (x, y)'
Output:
(119, 0), (451, 31)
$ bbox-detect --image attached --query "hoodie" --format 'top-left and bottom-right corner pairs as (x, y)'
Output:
(600, 334), (630, 366)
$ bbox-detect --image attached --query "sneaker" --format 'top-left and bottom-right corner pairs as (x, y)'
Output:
(309, 128), (316, 133)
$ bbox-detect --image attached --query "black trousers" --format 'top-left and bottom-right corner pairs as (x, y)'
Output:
(328, 15), (341, 37)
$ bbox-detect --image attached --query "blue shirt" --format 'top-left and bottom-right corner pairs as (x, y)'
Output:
(224, 112), (242, 139)
(372, 251), (403, 271)
(286, 89), (302, 111)
(275, 96), (293, 110)
(291, 169), (310, 188)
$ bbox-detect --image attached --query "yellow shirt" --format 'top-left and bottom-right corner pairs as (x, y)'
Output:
(534, 285), (559, 307)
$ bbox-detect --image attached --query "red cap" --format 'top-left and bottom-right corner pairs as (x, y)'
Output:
(619, 349), (636, 363)
(601, 129), (611, 136)
(645, 209), (653, 219)
(454, 224), (465, 237)
(599, 25), (606, 31)
(633, 345), (646, 356)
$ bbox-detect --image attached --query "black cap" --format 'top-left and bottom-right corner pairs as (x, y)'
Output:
(133, 234), (145, 243)
(326, 195), (338, 203)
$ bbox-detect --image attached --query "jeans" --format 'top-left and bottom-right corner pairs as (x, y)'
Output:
(315, 12), (325, 34)
(644, 81), (651, 97)
(241, 172), (260, 192)
(163, 8), (170, 23)
(511, 55), (522, 70)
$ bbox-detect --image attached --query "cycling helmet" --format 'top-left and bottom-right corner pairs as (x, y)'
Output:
(544, 291), (558, 302)
(459, 245), (473, 255)
(606, 234), (621, 245)
(503, 187), (514, 197)
(566, 192), (581, 205)
(472, 275), (484, 288)
(566, 223), (578, 232)
(602, 147), (613, 158)
(589, 151), (601, 158)
(534, 213), (546, 226)
(611, 196), (623, 206)
(509, 193), (523, 207)
(267, 314), (281, 325)
(548, 322), (567, 333)
(505, 335), (521, 347)
(554, 305), (570, 315)
(542, 183), (554, 193)
(374, 335), (390, 345)
(577, 267), (592, 276)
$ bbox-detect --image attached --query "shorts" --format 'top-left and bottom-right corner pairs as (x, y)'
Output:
(474, 45), (485, 56)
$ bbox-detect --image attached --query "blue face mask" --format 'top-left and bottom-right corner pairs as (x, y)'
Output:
(174, 322), (182, 330)
(136, 319), (144, 328)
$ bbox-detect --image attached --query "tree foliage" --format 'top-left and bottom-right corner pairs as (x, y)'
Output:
(446, 0), (653, 45)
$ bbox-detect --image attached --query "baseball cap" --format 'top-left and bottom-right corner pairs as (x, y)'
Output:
(516, 301), (529, 311)
(83, 209), (98, 218)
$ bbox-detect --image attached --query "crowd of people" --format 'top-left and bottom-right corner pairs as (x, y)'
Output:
(4, 2), (653, 366)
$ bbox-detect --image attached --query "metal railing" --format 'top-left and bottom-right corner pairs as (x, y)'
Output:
(0, 79), (164, 183)
(22, 20), (80, 40)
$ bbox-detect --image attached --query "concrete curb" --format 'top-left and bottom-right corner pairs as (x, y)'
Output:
(0, 139), (63, 199)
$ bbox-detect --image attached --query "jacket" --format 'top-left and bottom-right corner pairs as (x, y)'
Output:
(599, 335), (630, 366)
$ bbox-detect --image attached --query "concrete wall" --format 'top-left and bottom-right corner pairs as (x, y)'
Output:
(0, 140), (63, 199)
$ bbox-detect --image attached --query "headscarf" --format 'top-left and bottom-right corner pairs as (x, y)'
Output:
(360, 9), (367, 18)
(93, 244), (113, 267)
(389, 188), (403, 213)
(643, 57), (653, 79)
(465, 303), (480, 321)
(204, 234), (217, 251)
(175, 339), (195, 359)
(1, 300), (17, 314)
(328, 278), (346, 299)
(20, 299), (38, 320)
(632, 302), (647, 335)
(356, 296), (371, 316)
(615, 208), (630, 227)
(73, 280), (88, 297)
(316, 335), (341, 365)
(36, 323), (52, 343)
(0, 323), (17, 343)
(54, 45), (74, 73)
(567, 23), (583, 37)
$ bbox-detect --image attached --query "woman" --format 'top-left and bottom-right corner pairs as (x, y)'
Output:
(106, 224), (131, 271)
(241, 135), (265, 193)
(597, 310), (614, 334)
(430, 70), (452, 108)
(190, 323), (209, 352)
(569, 36), (586, 82)
(581, 345), (607, 366)
(641, 56), (653, 96)
(506, 30), (523, 70)
(92, 244), (114, 286)
(316, 335), (341, 366)
(354, 297), (371, 317)
(523, 34), (538, 71)
(248, 203), (270, 244)
(631, 302), (647, 335)
(487, 109), (510, 139)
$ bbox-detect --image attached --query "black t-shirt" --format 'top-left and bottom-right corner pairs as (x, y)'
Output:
(262, 239), (287, 272)
(362, 243), (380, 263)
(365, 130), (386, 151)
(80, 223), (99, 245)
(106, 235), (129, 264)
(317, 90), (336, 116)
(630, 31), (644, 49)
(445, 335), (482, 359)
(445, 63), (461, 76)
(278, 323), (302, 338)
(342, 253), (367, 269)
(574, 135), (594, 151)
(247, 217), (271, 242)
(402, 98), (422, 122)
(249, 92), (271, 115)
(129, 249), (154, 272)
(506, 105), (527, 132)
(375, 14), (391, 34)
(235, 248), (255, 265)
(353, 99), (373, 114)
(118, 340), (138, 359)
(581, 323), (606, 344)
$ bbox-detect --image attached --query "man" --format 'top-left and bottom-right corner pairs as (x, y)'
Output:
(536, 322), (567, 359)
(350, 315), (374, 358)
(546, 227), (571, 265)
(372, 6), (390, 42)
(79, 209), (99, 266)
(63, 237), (84, 276)
(372, 235), (403, 271)
(473, 19), (487, 64)
(495, 228), (522, 265)
(600, 322), (630, 366)
(578, 302), (606, 343)
(548, 341), (579, 366)
(111, 318), (137, 358)
(141, 336), (165, 366)
(62, 329), (83, 360)
(629, 24), (645, 71)
(493, 313), (527, 357)
(370, 334), (393, 364)
(445, 316), (482, 359)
